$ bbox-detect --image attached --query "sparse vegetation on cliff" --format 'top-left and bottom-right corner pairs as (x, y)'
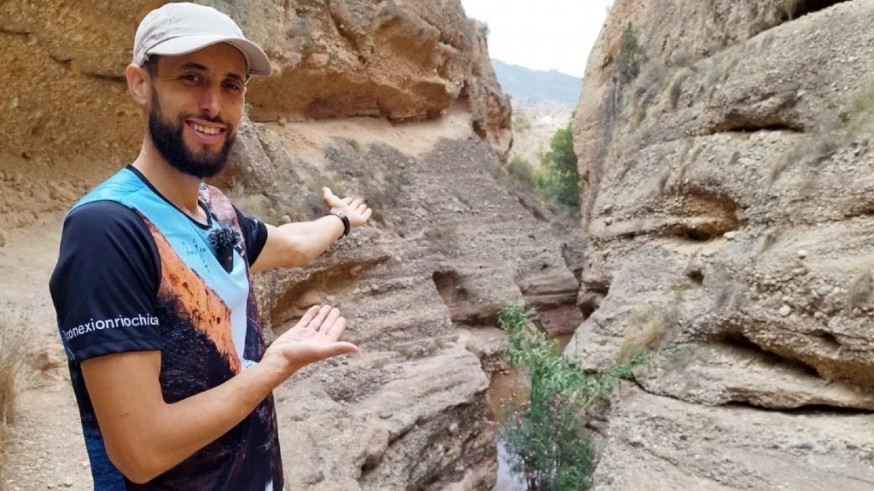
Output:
(513, 112), (533, 134)
(616, 25), (645, 86)
(769, 83), (874, 186)
(617, 304), (676, 360)
(498, 304), (645, 490)
(507, 155), (537, 188)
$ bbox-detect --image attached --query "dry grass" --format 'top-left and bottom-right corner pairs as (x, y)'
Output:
(668, 69), (692, 110)
(728, 151), (741, 167)
(623, 58), (668, 125)
(769, 84), (874, 187)
(618, 305), (678, 361)
(670, 281), (689, 302)
(757, 228), (780, 255)
(714, 282), (748, 311)
(653, 169), (671, 196)
(847, 271), (873, 310)
(307, 172), (348, 201)
(704, 52), (741, 90)
(348, 148), (411, 226)
(0, 309), (26, 473)
(424, 221), (458, 255)
(768, 132), (837, 186)
(841, 85), (874, 137)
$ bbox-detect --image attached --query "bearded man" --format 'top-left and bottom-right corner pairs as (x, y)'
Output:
(49, 3), (369, 489)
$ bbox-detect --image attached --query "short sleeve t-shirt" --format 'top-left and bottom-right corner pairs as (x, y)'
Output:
(49, 166), (282, 490)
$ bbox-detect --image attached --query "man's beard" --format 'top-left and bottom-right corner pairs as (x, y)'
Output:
(148, 97), (235, 179)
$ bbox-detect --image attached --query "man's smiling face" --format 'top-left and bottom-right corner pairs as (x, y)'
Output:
(146, 43), (248, 179)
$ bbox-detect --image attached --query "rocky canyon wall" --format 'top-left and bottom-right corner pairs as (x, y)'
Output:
(0, 1), (586, 490)
(0, 0), (511, 232)
(573, 0), (874, 489)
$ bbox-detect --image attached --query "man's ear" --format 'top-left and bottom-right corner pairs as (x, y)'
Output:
(126, 63), (150, 106)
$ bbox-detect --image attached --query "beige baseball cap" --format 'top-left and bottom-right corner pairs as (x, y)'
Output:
(132, 2), (272, 77)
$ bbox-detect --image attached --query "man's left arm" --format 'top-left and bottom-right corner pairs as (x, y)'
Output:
(250, 187), (371, 273)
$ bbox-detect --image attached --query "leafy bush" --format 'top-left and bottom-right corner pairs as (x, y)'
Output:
(538, 125), (581, 209)
(499, 304), (645, 490)
(507, 156), (536, 187)
(496, 126), (580, 215)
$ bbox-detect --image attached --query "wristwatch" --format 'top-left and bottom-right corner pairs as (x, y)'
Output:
(329, 211), (350, 238)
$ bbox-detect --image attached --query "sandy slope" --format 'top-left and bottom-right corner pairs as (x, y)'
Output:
(1, 217), (91, 490)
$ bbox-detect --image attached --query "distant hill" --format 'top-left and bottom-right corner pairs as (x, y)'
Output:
(491, 59), (581, 106)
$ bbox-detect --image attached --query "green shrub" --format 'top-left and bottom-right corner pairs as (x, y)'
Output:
(495, 127), (580, 215)
(499, 304), (645, 490)
(507, 156), (536, 187)
(538, 125), (580, 209)
(616, 25), (645, 86)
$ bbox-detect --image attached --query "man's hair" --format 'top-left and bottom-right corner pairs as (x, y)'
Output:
(144, 55), (160, 78)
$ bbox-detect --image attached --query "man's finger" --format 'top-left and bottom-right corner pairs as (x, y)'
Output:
(342, 197), (353, 205)
(307, 305), (332, 330)
(318, 307), (341, 332)
(323, 316), (346, 339)
(295, 305), (321, 329)
(322, 342), (358, 358)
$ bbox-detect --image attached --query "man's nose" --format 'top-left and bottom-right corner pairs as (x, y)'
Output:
(199, 84), (222, 117)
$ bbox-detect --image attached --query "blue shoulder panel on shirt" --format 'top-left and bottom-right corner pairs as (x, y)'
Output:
(73, 168), (251, 363)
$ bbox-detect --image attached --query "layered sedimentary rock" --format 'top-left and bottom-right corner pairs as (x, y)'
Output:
(0, 1), (584, 490)
(573, 0), (874, 488)
(0, 0), (511, 231)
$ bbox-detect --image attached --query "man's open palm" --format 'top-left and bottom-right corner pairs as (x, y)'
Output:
(265, 305), (358, 373)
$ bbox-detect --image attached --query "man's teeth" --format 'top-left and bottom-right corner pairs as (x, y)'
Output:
(192, 123), (221, 135)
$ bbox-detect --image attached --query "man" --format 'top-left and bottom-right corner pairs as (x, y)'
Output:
(49, 3), (370, 489)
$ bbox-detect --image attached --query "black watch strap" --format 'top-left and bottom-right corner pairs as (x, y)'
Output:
(330, 212), (350, 238)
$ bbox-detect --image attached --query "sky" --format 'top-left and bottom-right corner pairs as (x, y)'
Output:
(459, 0), (613, 78)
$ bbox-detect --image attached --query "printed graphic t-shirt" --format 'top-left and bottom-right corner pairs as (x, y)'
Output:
(49, 166), (283, 490)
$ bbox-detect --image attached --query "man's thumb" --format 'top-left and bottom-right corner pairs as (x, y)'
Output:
(321, 187), (337, 207)
(326, 342), (359, 358)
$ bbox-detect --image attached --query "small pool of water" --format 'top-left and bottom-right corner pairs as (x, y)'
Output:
(493, 438), (527, 491)
(486, 369), (529, 422)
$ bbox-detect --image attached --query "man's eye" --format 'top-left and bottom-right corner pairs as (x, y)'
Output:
(181, 74), (201, 83)
(225, 82), (243, 94)
(223, 82), (243, 93)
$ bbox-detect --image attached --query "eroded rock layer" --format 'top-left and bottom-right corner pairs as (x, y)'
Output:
(0, 0), (511, 231)
(573, 0), (874, 487)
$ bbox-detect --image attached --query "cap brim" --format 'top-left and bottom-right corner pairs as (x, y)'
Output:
(147, 34), (272, 77)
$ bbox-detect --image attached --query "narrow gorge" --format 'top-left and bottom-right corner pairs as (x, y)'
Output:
(4, 0), (874, 490)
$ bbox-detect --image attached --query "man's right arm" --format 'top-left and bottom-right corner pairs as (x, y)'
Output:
(82, 304), (355, 483)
